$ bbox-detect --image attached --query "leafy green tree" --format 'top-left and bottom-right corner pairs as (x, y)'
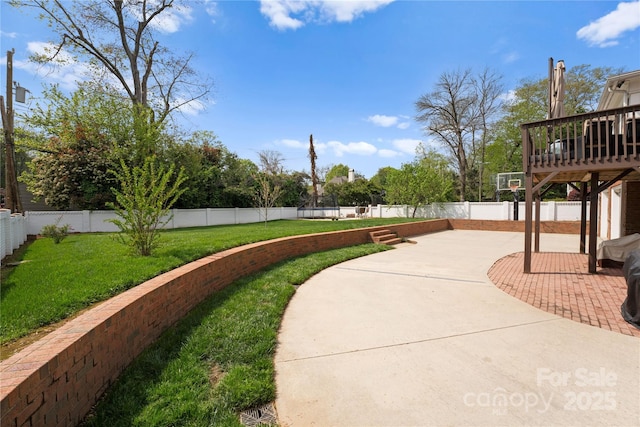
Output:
(278, 172), (308, 207)
(485, 64), (622, 200)
(220, 158), (259, 208)
(107, 157), (187, 256)
(563, 65), (624, 114)
(323, 179), (378, 206)
(370, 167), (393, 189)
(385, 149), (454, 217)
(369, 167), (393, 204)
(167, 132), (225, 208)
(20, 83), (131, 209)
(325, 164), (350, 183)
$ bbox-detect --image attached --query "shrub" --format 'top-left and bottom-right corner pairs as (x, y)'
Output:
(107, 156), (187, 256)
(41, 218), (70, 244)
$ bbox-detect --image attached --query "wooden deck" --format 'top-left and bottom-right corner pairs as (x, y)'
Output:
(522, 104), (640, 274)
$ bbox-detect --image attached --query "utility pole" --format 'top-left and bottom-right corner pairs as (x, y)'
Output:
(1, 49), (23, 213)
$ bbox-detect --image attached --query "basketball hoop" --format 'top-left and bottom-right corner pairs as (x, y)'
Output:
(508, 179), (521, 193)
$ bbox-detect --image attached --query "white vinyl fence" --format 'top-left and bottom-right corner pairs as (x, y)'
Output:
(365, 201), (587, 222)
(23, 207), (300, 235)
(0, 210), (27, 261)
(1, 202), (589, 261)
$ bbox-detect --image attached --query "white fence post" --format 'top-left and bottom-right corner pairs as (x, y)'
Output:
(547, 201), (556, 221)
(1, 210), (10, 259)
(0, 210), (27, 261)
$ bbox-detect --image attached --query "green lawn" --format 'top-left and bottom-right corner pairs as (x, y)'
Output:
(1, 218), (417, 344)
(81, 244), (389, 426)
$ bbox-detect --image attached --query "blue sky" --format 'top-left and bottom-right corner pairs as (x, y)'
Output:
(1, 1), (639, 178)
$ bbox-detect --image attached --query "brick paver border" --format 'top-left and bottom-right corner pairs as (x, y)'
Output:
(488, 252), (640, 338)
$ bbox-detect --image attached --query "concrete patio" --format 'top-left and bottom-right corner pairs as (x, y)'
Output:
(274, 230), (640, 426)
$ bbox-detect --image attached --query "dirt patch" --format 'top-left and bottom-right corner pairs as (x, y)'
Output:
(209, 363), (226, 386)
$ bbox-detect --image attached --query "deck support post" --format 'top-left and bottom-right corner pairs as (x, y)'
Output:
(580, 181), (587, 254)
(588, 173), (599, 273)
(524, 173), (534, 273)
(534, 193), (541, 252)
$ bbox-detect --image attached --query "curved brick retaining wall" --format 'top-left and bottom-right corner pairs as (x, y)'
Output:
(0, 219), (584, 426)
(0, 219), (451, 427)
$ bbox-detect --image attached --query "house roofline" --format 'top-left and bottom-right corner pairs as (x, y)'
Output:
(597, 69), (640, 110)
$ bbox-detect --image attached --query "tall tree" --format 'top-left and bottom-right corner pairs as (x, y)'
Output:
(309, 134), (318, 207)
(221, 158), (258, 208)
(278, 171), (308, 207)
(325, 164), (350, 183)
(416, 70), (472, 201)
(471, 68), (504, 201)
(484, 64), (623, 199)
(20, 83), (132, 209)
(415, 68), (503, 201)
(166, 131), (226, 208)
(257, 149), (285, 175)
(10, 0), (212, 124)
(323, 179), (377, 206)
(385, 147), (454, 217)
(563, 64), (624, 114)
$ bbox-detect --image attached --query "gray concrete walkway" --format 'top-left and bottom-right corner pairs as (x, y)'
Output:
(274, 230), (640, 427)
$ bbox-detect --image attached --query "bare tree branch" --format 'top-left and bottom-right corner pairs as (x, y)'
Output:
(9, 0), (212, 125)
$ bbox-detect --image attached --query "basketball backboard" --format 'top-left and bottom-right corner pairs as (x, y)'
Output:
(496, 172), (525, 191)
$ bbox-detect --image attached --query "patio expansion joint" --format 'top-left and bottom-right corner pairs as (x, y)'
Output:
(334, 266), (487, 285)
(277, 318), (561, 364)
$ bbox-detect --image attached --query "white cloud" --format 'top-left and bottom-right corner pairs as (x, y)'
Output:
(176, 98), (207, 116)
(320, 0), (395, 22)
(367, 114), (398, 127)
(275, 137), (382, 158)
(1, 31), (17, 38)
(18, 41), (92, 90)
(259, 1), (305, 30)
(327, 140), (377, 157)
(577, 1), (640, 47)
(259, 0), (394, 30)
(278, 138), (306, 148)
(127, 2), (193, 34)
(204, 0), (219, 23)
(392, 138), (421, 155)
(367, 114), (411, 129)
